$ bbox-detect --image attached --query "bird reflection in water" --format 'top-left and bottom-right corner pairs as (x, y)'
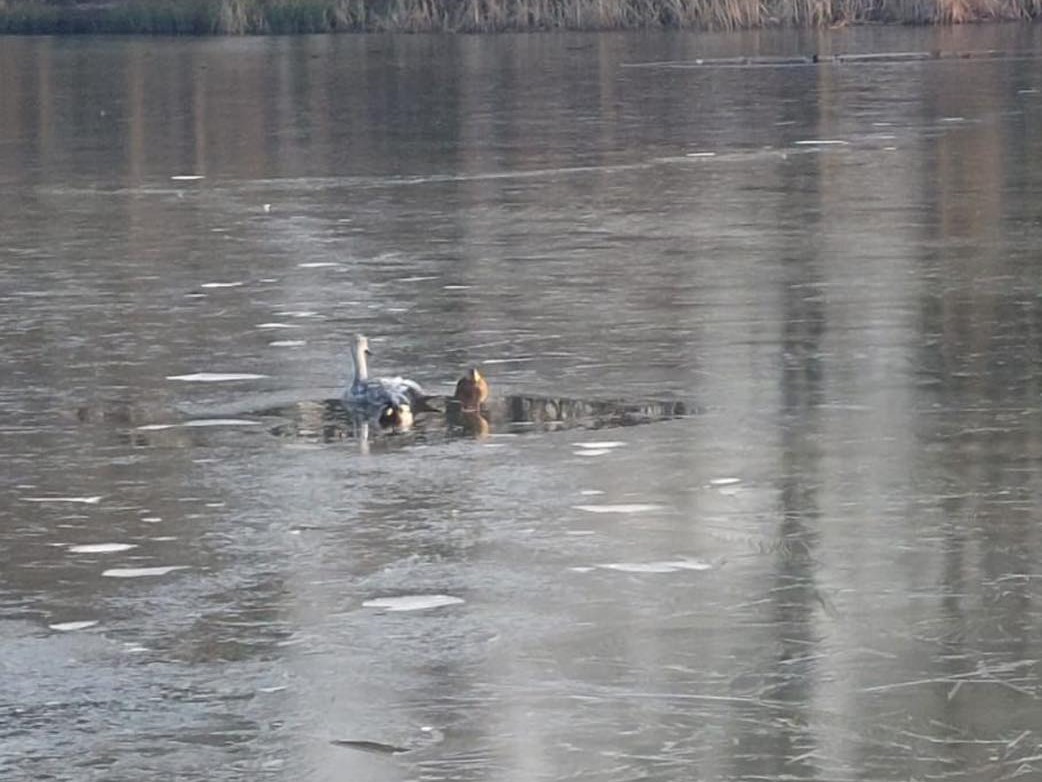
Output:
(259, 367), (687, 446)
(447, 407), (490, 439)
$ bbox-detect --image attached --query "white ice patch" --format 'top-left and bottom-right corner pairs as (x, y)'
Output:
(709, 477), (742, 486)
(255, 323), (300, 329)
(482, 357), (535, 364)
(170, 174), (204, 181)
(269, 340), (307, 347)
(297, 262), (339, 268)
(136, 419), (261, 431)
(598, 559), (713, 573)
(795, 139), (849, 146)
(21, 496), (101, 505)
(574, 441), (626, 449)
(200, 281), (244, 288)
(442, 285), (472, 290)
(396, 275), (439, 283)
(68, 543), (137, 554)
(49, 620), (99, 632)
(580, 490), (604, 496)
(362, 595), (465, 612)
(102, 566), (189, 578)
(166, 373), (267, 382)
(685, 151), (717, 158)
(573, 504), (663, 514)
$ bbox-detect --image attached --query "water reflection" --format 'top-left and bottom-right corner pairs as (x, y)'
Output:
(257, 394), (689, 445)
(3, 24), (1042, 782)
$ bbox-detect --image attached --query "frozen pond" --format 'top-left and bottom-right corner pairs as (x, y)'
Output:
(2, 24), (1042, 781)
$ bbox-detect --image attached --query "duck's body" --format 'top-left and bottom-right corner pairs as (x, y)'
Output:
(454, 367), (489, 412)
(344, 334), (425, 428)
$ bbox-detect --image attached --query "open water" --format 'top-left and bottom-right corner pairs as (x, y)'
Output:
(2, 24), (1042, 781)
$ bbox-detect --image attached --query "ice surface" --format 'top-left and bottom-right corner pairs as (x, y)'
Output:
(48, 620), (99, 631)
(362, 595), (465, 612)
(101, 566), (189, 578)
(166, 373), (268, 382)
(573, 504), (664, 514)
(68, 543), (137, 554)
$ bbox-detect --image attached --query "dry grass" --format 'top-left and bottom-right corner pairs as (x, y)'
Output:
(0, 0), (1037, 33)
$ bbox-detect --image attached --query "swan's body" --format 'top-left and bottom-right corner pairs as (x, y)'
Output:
(454, 367), (489, 412)
(344, 334), (425, 428)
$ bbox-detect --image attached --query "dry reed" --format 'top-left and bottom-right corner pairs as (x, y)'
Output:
(0, 0), (1037, 33)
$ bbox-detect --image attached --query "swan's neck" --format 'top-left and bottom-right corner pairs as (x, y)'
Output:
(351, 344), (369, 385)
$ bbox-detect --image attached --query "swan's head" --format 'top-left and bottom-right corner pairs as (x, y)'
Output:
(354, 334), (372, 357)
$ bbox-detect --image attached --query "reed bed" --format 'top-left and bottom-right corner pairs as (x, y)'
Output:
(0, 0), (1037, 33)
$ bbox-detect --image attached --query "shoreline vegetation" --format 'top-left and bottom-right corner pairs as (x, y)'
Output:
(0, 0), (1039, 34)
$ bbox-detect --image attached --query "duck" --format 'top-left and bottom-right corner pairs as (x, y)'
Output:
(343, 334), (426, 428)
(453, 367), (489, 412)
(377, 402), (413, 430)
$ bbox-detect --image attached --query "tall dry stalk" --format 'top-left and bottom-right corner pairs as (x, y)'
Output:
(0, 0), (1038, 33)
(214, 0), (252, 31)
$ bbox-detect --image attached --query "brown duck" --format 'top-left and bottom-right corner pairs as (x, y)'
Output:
(453, 367), (489, 412)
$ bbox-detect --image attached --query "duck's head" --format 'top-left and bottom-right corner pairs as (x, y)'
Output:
(465, 367), (483, 383)
(377, 402), (413, 430)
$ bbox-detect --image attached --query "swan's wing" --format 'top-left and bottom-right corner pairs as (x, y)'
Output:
(342, 379), (399, 407)
(399, 378), (426, 402)
(346, 377), (432, 413)
(364, 377), (413, 406)
(377, 376), (443, 413)
(372, 377), (420, 400)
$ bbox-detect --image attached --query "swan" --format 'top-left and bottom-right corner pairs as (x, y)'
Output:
(344, 334), (426, 428)
(453, 367), (489, 412)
